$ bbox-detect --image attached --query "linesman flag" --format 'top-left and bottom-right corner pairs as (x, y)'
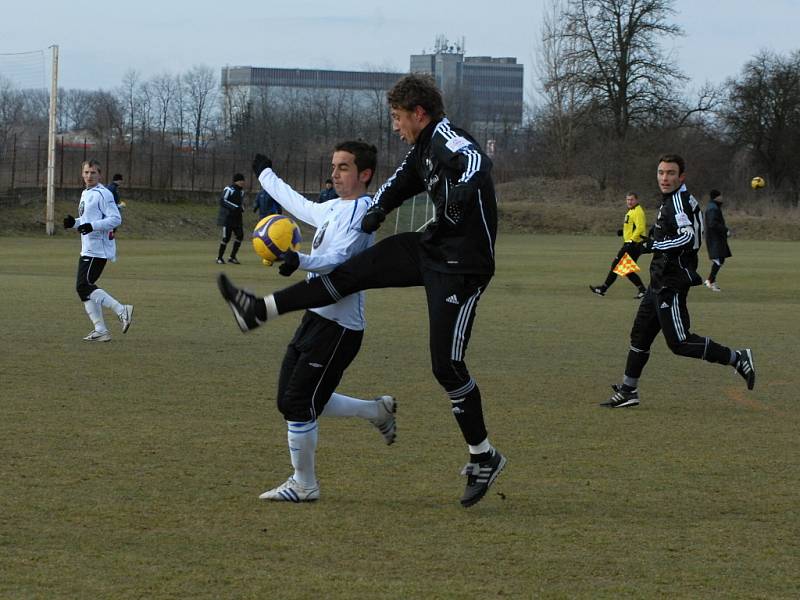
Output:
(613, 253), (641, 277)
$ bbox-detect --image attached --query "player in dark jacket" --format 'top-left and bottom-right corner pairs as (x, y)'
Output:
(602, 154), (755, 408)
(703, 189), (732, 292)
(218, 74), (505, 508)
(216, 173), (246, 264)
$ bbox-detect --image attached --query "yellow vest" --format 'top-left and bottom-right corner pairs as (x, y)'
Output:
(623, 204), (647, 243)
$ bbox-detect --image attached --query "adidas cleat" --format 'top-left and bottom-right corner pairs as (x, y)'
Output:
(217, 273), (263, 333)
(460, 448), (507, 508)
(259, 477), (320, 503)
(601, 385), (640, 408)
(734, 348), (755, 390)
(369, 396), (397, 445)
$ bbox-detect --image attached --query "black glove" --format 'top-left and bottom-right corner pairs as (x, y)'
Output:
(63, 215), (75, 229)
(616, 229), (623, 236)
(77, 223), (93, 235)
(361, 204), (386, 233)
(640, 237), (654, 254)
(252, 153), (273, 176)
(445, 183), (474, 225)
(278, 250), (300, 276)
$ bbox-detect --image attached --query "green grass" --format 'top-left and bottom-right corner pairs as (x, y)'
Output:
(1, 234), (798, 599)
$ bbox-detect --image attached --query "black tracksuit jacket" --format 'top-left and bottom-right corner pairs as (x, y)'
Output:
(649, 185), (704, 291)
(372, 117), (497, 275)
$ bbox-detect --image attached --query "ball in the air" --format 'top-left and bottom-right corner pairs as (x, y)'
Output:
(750, 176), (766, 190)
(252, 215), (301, 265)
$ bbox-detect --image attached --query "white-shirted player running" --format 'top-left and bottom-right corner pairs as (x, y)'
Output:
(63, 159), (133, 342)
(224, 141), (396, 503)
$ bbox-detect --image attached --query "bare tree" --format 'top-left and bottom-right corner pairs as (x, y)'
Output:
(183, 65), (218, 151)
(724, 50), (800, 203)
(151, 73), (178, 143)
(119, 69), (141, 141)
(556, 0), (686, 139)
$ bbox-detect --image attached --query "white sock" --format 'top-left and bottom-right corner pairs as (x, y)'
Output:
(89, 288), (124, 316)
(83, 300), (107, 333)
(321, 393), (379, 419)
(468, 439), (492, 456)
(287, 421), (318, 488)
(264, 294), (279, 320)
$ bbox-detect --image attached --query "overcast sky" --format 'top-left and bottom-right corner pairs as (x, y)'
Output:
(1, 0), (798, 102)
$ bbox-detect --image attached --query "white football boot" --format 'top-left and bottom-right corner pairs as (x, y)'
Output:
(369, 396), (397, 445)
(259, 477), (320, 502)
(84, 330), (111, 342)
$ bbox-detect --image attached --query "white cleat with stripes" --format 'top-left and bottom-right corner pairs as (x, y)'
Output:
(369, 396), (397, 445)
(259, 477), (320, 503)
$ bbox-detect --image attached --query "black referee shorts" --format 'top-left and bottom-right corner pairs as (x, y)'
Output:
(276, 311), (364, 422)
(75, 255), (107, 301)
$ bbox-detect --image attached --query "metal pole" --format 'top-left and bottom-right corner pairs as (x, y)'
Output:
(46, 45), (59, 235)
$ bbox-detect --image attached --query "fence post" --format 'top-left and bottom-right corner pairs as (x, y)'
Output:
(303, 150), (308, 194)
(59, 136), (64, 190)
(169, 144), (175, 189)
(10, 133), (17, 192)
(82, 137), (87, 163)
(149, 142), (154, 188)
(191, 150), (195, 191)
(128, 140), (133, 185)
(211, 149), (216, 192)
(36, 135), (42, 187)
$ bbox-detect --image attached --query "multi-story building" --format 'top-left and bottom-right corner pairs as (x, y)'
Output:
(221, 40), (524, 135)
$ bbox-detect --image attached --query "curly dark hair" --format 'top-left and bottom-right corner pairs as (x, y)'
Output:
(386, 73), (445, 121)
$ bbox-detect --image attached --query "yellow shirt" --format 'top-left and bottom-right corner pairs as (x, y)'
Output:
(623, 204), (647, 243)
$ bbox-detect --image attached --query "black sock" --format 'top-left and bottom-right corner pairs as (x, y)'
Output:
(621, 383), (637, 392)
(254, 299), (267, 321)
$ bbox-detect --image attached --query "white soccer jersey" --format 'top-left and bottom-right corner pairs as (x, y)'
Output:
(258, 169), (373, 331)
(73, 184), (122, 261)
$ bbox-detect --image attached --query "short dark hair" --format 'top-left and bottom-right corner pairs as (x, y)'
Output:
(325, 178), (333, 185)
(232, 173), (245, 183)
(387, 73), (445, 121)
(81, 159), (102, 171)
(334, 140), (378, 185)
(709, 189), (721, 200)
(626, 191), (639, 199)
(658, 153), (686, 174)
(112, 173), (123, 182)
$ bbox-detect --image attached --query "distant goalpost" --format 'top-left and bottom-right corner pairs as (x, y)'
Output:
(0, 45), (57, 234)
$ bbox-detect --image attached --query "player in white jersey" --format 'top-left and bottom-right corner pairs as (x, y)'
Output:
(220, 141), (396, 503)
(63, 160), (133, 342)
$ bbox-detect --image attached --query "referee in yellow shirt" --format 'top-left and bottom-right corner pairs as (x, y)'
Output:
(590, 192), (648, 299)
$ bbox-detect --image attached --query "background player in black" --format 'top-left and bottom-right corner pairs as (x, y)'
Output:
(704, 189), (732, 292)
(218, 73), (505, 508)
(216, 173), (246, 264)
(603, 154), (756, 408)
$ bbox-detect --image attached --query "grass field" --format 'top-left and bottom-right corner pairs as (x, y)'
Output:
(1, 234), (798, 599)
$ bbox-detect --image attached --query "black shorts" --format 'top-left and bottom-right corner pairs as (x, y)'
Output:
(75, 255), (107, 301)
(276, 311), (364, 422)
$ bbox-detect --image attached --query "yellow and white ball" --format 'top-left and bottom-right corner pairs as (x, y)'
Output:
(252, 215), (301, 266)
(750, 176), (766, 190)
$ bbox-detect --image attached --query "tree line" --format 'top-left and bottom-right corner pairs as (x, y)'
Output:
(1, 0), (799, 204)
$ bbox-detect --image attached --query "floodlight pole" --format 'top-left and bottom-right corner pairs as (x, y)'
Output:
(45, 44), (58, 235)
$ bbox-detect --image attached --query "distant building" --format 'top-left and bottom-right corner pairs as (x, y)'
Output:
(410, 36), (524, 132)
(221, 39), (523, 134)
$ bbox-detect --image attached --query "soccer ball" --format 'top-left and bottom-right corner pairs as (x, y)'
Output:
(252, 215), (301, 266)
(750, 176), (766, 190)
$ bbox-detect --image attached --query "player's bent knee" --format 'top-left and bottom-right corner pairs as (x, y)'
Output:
(76, 283), (95, 301)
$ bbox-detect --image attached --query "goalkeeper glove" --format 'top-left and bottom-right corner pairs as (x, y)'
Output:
(361, 204), (386, 233)
(63, 215), (76, 229)
(252, 153), (273, 176)
(77, 223), (93, 235)
(641, 237), (654, 254)
(278, 250), (300, 277)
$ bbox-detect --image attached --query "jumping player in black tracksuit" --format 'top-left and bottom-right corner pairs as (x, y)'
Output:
(603, 154), (756, 408)
(218, 73), (505, 507)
